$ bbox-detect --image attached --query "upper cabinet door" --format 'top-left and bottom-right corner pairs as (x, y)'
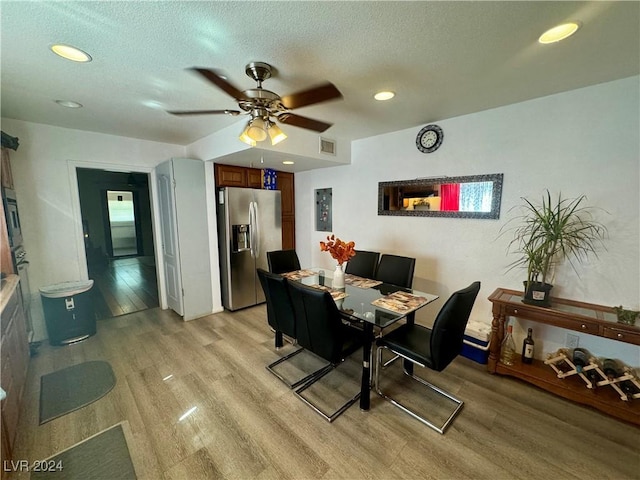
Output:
(276, 172), (294, 216)
(246, 168), (263, 188)
(215, 164), (247, 187)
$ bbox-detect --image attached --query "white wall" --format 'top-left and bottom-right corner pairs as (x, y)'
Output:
(3, 77), (638, 365)
(0, 119), (186, 341)
(295, 77), (640, 365)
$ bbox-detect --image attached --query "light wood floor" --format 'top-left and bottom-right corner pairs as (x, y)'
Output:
(10, 305), (639, 480)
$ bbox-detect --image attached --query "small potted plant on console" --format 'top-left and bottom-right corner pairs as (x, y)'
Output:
(503, 190), (607, 307)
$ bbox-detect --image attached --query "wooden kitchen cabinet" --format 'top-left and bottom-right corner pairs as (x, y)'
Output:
(276, 171), (294, 216)
(488, 288), (640, 426)
(1, 276), (30, 477)
(215, 164), (263, 188)
(214, 164), (295, 249)
(276, 171), (295, 250)
(215, 164), (249, 187)
(246, 168), (263, 188)
(281, 216), (295, 252)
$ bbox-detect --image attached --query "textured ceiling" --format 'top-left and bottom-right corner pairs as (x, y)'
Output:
(1, 1), (638, 153)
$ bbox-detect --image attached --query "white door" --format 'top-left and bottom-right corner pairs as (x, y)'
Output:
(156, 164), (184, 316)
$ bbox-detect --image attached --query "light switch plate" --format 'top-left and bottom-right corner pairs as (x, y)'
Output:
(566, 333), (579, 349)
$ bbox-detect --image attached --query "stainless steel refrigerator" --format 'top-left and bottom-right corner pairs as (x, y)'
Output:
(217, 187), (282, 310)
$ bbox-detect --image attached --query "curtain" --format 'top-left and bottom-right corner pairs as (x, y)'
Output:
(459, 181), (494, 212)
(441, 183), (460, 211)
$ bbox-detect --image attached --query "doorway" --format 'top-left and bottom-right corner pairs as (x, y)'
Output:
(106, 190), (138, 257)
(76, 168), (159, 319)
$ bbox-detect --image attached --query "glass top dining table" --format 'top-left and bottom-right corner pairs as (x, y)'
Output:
(284, 267), (439, 410)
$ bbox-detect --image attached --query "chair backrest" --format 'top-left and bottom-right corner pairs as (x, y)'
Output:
(287, 280), (345, 363)
(345, 250), (380, 279)
(257, 268), (296, 338)
(267, 249), (301, 274)
(374, 254), (416, 288)
(429, 281), (481, 371)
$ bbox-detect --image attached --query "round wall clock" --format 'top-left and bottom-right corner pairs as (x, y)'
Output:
(416, 124), (443, 153)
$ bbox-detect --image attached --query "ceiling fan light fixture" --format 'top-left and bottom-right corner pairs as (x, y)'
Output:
(268, 122), (287, 145)
(538, 22), (581, 44)
(239, 127), (257, 146)
(50, 44), (92, 62)
(173, 62), (342, 144)
(246, 117), (268, 142)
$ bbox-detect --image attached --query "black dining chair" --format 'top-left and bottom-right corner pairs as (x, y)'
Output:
(344, 250), (380, 279)
(287, 280), (365, 422)
(257, 268), (306, 388)
(267, 249), (301, 274)
(373, 254), (416, 368)
(374, 254), (416, 289)
(375, 281), (481, 434)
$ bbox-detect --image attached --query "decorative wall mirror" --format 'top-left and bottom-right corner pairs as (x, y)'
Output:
(378, 173), (503, 219)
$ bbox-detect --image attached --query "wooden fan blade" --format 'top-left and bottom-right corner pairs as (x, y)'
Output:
(167, 109), (241, 116)
(190, 68), (249, 100)
(278, 113), (332, 132)
(280, 82), (342, 109)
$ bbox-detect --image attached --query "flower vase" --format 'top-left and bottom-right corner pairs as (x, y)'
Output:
(333, 264), (345, 289)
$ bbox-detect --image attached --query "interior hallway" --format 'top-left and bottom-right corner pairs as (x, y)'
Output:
(90, 256), (159, 320)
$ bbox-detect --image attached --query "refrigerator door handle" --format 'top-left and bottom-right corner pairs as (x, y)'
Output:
(249, 201), (258, 259)
(248, 201), (254, 258)
(252, 201), (260, 259)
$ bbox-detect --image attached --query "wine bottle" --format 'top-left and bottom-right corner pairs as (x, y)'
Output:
(500, 324), (516, 366)
(602, 358), (620, 381)
(521, 328), (534, 364)
(572, 348), (589, 373)
(621, 380), (639, 400)
(586, 368), (600, 388)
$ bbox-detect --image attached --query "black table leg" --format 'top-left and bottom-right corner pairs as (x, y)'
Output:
(360, 322), (374, 411)
(275, 330), (283, 348)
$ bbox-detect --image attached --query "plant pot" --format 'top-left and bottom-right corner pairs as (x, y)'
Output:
(522, 281), (553, 307)
(614, 306), (639, 326)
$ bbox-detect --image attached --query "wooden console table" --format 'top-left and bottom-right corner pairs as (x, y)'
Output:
(488, 288), (640, 426)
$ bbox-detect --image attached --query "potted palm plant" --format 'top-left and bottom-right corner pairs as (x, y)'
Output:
(503, 191), (607, 307)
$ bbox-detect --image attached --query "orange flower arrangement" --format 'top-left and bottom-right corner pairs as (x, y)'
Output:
(319, 235), (356, 265)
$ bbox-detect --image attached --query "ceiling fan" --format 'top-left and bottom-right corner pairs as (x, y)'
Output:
(167, 62), (343, 146)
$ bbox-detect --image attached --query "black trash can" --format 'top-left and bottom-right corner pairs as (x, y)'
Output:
(39, 280), (96, 346)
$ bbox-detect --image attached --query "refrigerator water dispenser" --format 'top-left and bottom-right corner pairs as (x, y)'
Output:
(232, 224), (251, 252)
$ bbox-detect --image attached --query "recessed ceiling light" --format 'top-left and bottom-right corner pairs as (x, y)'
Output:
(282, 161), (295, 165)
(538, 22), (581, 44)
(55, 100), (83, 108)
(374, 91), (395, 101)
(50, 44), (92, 62)
(142, 100), (164, 109)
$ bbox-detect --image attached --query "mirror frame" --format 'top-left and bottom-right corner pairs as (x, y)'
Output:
(378, 173), (504, 219)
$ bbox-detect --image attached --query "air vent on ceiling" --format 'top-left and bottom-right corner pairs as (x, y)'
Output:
(319, 137), (336, 156)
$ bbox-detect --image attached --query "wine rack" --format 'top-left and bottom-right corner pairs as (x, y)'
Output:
(488, 288), (640, 425)
(545, 349), (640, 401)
